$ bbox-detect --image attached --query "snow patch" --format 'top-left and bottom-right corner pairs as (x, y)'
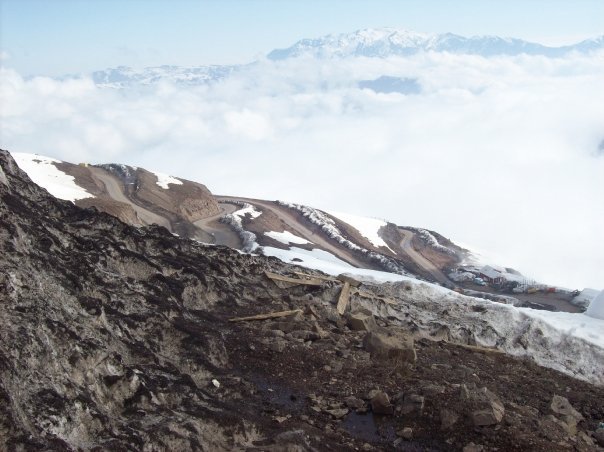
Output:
(277, 201), (405, 274)
(150, 170), (183, 189)
(585, 290), (604, 320)
(327, 210), (394, 252)
(12, 153), (93, 202)
(364, 281), (604, 386)
(220, 202), (262, 252)
(264, 230), (311, 245)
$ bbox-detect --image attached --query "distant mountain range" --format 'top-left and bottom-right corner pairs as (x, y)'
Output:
(84, 28), (603, 88)
(268, 28), (604, 60)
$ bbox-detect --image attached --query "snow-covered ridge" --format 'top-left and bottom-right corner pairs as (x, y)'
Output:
(220, 202), (262, 253)
(277, 201), (405, 274)
(150, 170), (183, 190)
(268, 28), (604, 60)
(406, 227), (456, 256)
(12, 153), (92, 202)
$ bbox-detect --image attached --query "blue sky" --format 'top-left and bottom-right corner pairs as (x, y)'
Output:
(1, 0), (603, 75)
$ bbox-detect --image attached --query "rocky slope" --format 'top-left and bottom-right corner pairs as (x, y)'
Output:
(14, 152), (586, 315)
(1, 149), (604, 450)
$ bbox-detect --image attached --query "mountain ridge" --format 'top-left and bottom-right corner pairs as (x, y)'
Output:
(11, 151), (593, 315)
(63, 28), (604, 88)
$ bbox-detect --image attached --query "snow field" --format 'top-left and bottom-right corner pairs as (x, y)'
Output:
(150, 170), (183, 189)
(13, 153), (93, 202)
(327, 210), (394, 252)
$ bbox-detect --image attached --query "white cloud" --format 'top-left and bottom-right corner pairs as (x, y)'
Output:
(1, 53), (603, 289)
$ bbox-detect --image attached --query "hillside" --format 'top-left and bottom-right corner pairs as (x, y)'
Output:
(13, 152), (591, 315)
(2, 148), (604, 451)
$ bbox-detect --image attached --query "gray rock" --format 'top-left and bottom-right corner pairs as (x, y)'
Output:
(397, 427), (413, 440)
(325, 408), (349, 419)
(347, 311), (377, 332)
(460, 384), (505, 426)
(462, 443), (484, 452)
(344, 396), (365, 410)
(550, 395), (584, 422)
(362, 331), (416, 363)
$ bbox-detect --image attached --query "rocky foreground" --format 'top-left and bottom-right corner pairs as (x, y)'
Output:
(1, 149), (603, 451)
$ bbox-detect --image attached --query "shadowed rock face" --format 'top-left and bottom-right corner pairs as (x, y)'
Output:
(0, 149), (306, 450)
(2, 148), (604, 451)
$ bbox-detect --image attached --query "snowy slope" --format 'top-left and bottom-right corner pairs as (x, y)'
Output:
(264, 230), (311, 245)
(12, 153), (92, 202)
(150, 170), (183, 189)
(262, 242), (603, 385)
(327, 210), (394, 252)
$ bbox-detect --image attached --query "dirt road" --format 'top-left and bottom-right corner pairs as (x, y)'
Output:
(399, 229), (449, 284)
(193, 203), (241, 248)
(217, 196), (368, 268)
(89, 167), (172, 230)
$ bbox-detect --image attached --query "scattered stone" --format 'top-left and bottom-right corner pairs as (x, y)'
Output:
(397, 427), (413, 440)
(344, 396), (365, 410)
(463, 443), (484, 452)
(400, 394), (424, 415)
(347, 310), (377, 332)
(540, 414), (573, 441)
(269, 339), (287, 353)
(362, 331), (416, 363)
(550, 395), (584, 422)
(325, 408), (349, 419)
(370, 391), (393, 415)
(440, 408), (459, 430)
(472, 404), (504, 427)
(460, 384), (505, 426)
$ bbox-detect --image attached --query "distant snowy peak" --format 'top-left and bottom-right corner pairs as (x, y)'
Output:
(268, 28), (604, 60)
(91, 64), (239, 88)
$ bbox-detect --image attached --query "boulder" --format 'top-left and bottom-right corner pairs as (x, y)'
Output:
(460, 384), (505, 426)
(550, 395), (584, 422)
(472, 403), (505, 426)
(362, 331), (416, 363)
(347, 311), (377, 332)
(370, 391), (393, 415)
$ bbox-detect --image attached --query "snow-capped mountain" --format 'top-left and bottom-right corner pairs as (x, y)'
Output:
(75, 29), (604, 88)
(267, 28), (604, 60)
(90, 64), (241, 88)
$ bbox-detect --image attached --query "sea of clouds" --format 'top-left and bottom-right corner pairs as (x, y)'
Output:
(1, 51), (603, 289)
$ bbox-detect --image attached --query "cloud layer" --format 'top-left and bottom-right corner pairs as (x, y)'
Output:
(1, 52), (603, 289)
